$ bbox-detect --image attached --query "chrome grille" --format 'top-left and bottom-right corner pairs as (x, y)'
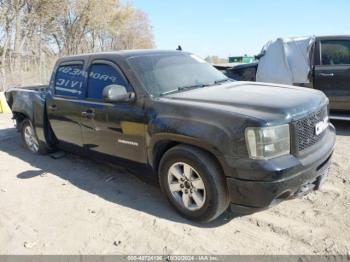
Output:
(293, 107), (328, 152)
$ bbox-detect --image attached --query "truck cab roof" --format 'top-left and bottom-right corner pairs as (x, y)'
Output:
(57, 49), (189, 63)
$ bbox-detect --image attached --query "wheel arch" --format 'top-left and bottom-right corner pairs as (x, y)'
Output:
(12, 105), (56, 149)
(150, 134), (227, 178)
(12, 111), (31, 131)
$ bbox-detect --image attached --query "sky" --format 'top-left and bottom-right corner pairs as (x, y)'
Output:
(132, 0), (350, 58)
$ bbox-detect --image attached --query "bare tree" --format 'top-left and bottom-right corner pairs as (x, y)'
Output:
(0, 0), (155, 91)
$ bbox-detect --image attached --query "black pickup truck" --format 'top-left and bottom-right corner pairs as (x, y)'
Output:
(6, 50), (335, 222)
(216, 35), (350, 119)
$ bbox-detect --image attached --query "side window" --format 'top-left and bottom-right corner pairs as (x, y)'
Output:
(87, 63), (128, 100)
(321, 40), (350, 65)
(55, 64), (85, 97)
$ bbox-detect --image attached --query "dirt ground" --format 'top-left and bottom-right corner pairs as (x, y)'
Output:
(0, 113), (349, 255)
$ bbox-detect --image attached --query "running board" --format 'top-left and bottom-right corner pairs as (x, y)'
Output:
(330, 113), (350, 121)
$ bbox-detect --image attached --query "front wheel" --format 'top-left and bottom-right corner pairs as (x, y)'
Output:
(159, 145), (229, 223)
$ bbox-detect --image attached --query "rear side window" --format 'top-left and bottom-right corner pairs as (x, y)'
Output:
(321, 40), (350, 65)
(55, 64), (85, 97)
(87, 64), (128, 100)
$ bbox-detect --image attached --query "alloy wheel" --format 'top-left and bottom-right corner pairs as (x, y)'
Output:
(167, 162), (206, 211)
(23, 125), (39, 153)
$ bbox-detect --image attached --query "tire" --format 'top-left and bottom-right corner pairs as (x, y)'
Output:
(159, 145), (229, 223)
(21, 119), (48, 155)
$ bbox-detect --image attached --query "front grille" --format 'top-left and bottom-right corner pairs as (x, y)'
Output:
(293, 106), (328, 152)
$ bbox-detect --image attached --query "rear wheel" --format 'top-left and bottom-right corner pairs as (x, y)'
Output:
(21, 119), (48, 154)
(159, 145), (229, 223)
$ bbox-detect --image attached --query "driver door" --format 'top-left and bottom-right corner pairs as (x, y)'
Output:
(80, 60), (147, 163)
(314, 39), (350, 111)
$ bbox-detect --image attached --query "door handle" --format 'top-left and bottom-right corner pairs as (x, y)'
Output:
(82, 109), (95, 118)
(319, 73), (334, 77)
(49, 104), (58, 111)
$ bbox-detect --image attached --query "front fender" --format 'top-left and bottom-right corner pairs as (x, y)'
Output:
(147, 116), (234, 167)
(150, 115), (232, 149)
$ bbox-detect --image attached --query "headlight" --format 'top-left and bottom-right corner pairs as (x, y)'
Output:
(245, 124), (290, 160)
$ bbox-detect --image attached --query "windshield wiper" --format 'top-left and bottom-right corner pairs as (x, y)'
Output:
(159, 83), (210, 96)
(159, 80), (232, 96)
(214, 78), (232, 85)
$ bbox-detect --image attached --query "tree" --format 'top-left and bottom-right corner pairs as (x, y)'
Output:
(205, 56), (228, 64)
(48, 0), (154, 55)
(0, 0), (155, 90)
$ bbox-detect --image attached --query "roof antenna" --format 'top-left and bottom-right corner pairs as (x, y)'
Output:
(176, 45), (182, 51)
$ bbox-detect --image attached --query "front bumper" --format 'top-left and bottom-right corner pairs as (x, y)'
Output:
(223, 124), (336, 214)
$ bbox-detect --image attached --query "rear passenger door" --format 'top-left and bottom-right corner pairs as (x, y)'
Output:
(80, 60), (147, 162)
(46, 61), (85, 147)
(314, 39), (350, 111)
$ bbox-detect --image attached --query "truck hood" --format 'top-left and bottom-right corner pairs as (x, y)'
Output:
(163, 82), (328, 123)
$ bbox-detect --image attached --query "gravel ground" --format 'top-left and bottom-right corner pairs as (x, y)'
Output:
(0, 113), (349, 255)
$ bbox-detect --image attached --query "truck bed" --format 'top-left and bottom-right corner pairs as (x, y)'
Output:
(5, 85), (48, 109)
(5, 85), (49, 145)
(13, 84), (48, 92)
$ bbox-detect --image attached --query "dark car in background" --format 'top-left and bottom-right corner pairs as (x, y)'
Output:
(215, 35), (350, 119)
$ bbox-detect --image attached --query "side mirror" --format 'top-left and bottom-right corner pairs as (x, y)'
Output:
(102, 85), (135, 103)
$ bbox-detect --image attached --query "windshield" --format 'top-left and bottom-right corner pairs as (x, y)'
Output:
(127, 53), (229, 96)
